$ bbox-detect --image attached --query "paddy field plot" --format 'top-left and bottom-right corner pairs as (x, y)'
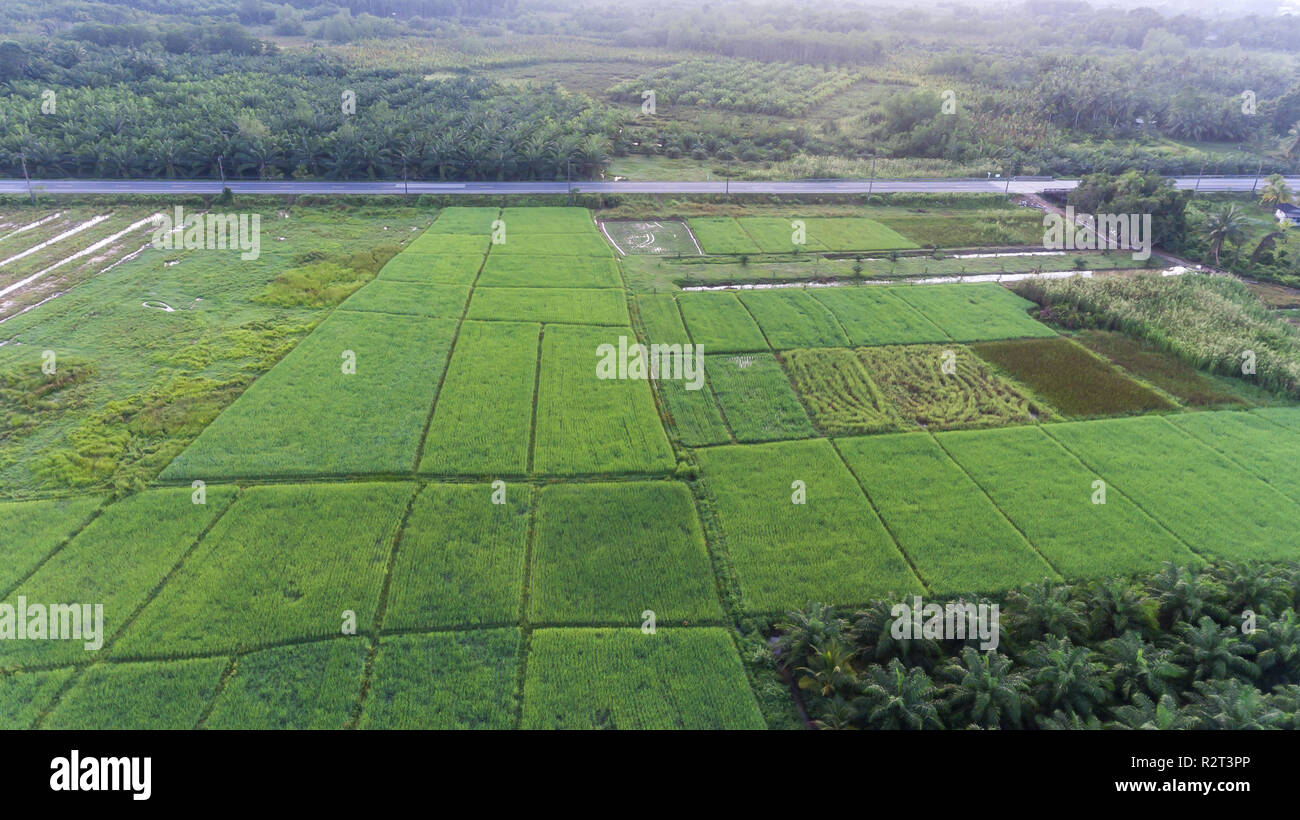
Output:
(476, 254), (622, 288)
(937, 425), (1198, 578)
(973, 337), (1175, 417)
(529, 483), (722, 625)
(893, 284), (1057, 342)
(338, 280), (469, 318)
(1074, 330), (1246, 408)
(781, 347), (898, 434)
(697, 439), (922, 612)
(600, 219), (701, 256)
(161, 311), (457, 479)
(488, 233), (613, 257)
(520, 628), (764, 730)
(43, 657), (227, 730)
(733, 217), (830, 254)
(382, 483), (529, 630)
(115, 482), (413, 658)
(419, 321), (539, 476)
(856, 344), (1049, 431)
(836, 433), (1057, 593)
(427, 206), (500, 234)
(499, 206), (598, 235)
(0, 495), (102, 593)
(405, 232), (492, 256)
(676, 291), (768, 352)
(1044, 415), (1300, 563)
(1169, 411), (1300, 504)
(203, 639), (368, 730)
(1252, 405), (1300, 433)
(634, 294), (731, 445)
(466, 287), (629, 326)
(532, 324), (675, 475)
(735, 290), (850, 349)
(375, 252), (484, 285)
(359, 628), (521, 730)
(0, 486), (237, 669)
(706, 353), (815, 442)
(809, 287), (950, 346)
(802, 218), (919, 251)
(687, 217), (761, 255)
(0, 668), (74, 729)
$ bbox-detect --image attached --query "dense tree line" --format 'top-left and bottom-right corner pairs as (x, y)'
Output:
(768, 561), (1300, 730)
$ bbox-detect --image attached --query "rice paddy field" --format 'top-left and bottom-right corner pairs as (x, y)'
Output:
(6, 204), (1300, 730)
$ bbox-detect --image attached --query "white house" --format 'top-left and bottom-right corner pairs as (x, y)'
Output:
(1275, 203), (1300, 226)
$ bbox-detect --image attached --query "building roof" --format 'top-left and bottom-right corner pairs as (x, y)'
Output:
(1277, 203), (1300, 216)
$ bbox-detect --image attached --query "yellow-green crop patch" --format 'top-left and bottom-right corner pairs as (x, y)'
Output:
(676, 291), (768, 352)
(382, 483), (529, 630)
(809, 287), (950, 346)
(687, 217), (761, 255)
(161, 311), (457, 479)
(204, 640), (367, 730)
(43, 657), (227, 730)
(736, 290), (850, 349)
(499, 206), (598, 235)
(115, 482), (413, 658)
(466, 287), (629, 326)
(359, 628), (521, 730)
(533, 324), (675, 476)
(338, 280), (469, 318)
(489, 233), (612, 257)
(0, 668), (73, 729)
(427, 207), (499, 234)
(836, 433), (1058, 593)
(735, 217), (830, 254)
(782, 347), (898, 434)
(1168, 411), (1300, 505)
(419, 321), (539, 476)
(520, 628), (764, 730)
(476, 254), (622, 288)
(634, 295), (730, 446)
(706, 353), (815, 442)
(894, 284), (1057, 342)
(803, 218), (919, 251)
(405, 232), (491, 256)
(529, 482), (723, 625)
(0, 486), (237, 669)
(375, 252), (484, 285)
(1044, 416), (1300, 563)
(697, 439), (922, 612)
(937, 425), (1198, 578)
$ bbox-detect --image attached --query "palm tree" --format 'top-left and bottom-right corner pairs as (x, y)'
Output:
(940, 647), (1032, 729)
(1006, 581), (1087, 644)
(1175, 616), (1259, 683)
(1152, 564), (1228, 627)
(1250, 609), (1300, 686)
(1259, 174), (1294, 207)
(776, 603), (846, 668)
(1188, 679), (1284, 729)
(796, 640), (858, 698)
(1201, 204), (1250, 265)
(1109, 693), (1196, 729)
(1100, 630), (1186, 699)
(852, 660), (943, 730)
(1085, 579), (1159, 639)
(1024, 635), (1112, 718)
(849, 600), (942, 669)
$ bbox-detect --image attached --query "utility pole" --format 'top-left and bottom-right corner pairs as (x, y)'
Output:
(19, 151), (34, 205)
(867, 155), (876, 204)
(403, 159), (409, 202)
(725, 161), (731, 202)
(1192, 158), (1206, 199)
(217, 155), (226, 186)
(1249, 156), (1264, 200)
(567, 160), (573, 205)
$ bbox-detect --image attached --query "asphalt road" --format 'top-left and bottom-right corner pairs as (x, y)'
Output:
(0, 175), (1295, 197)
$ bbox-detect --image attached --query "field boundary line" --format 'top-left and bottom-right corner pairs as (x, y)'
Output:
(883, 286), (958, 342)
(806, 289), (856, 345)
(828, 437), (931, 597)
(733, 291), (777, 352)
(927, 431), (1065, 583)
(526, 325), (544, 474)
(349, 481), (424, 728)
(29, 487), (242, 729)
(514, 484), (541, 729)
(0, 495), (111, 601)
(1035, 423), (1207, 560)
(193, 655), (239, 729)
(411, 229), (494, 473)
